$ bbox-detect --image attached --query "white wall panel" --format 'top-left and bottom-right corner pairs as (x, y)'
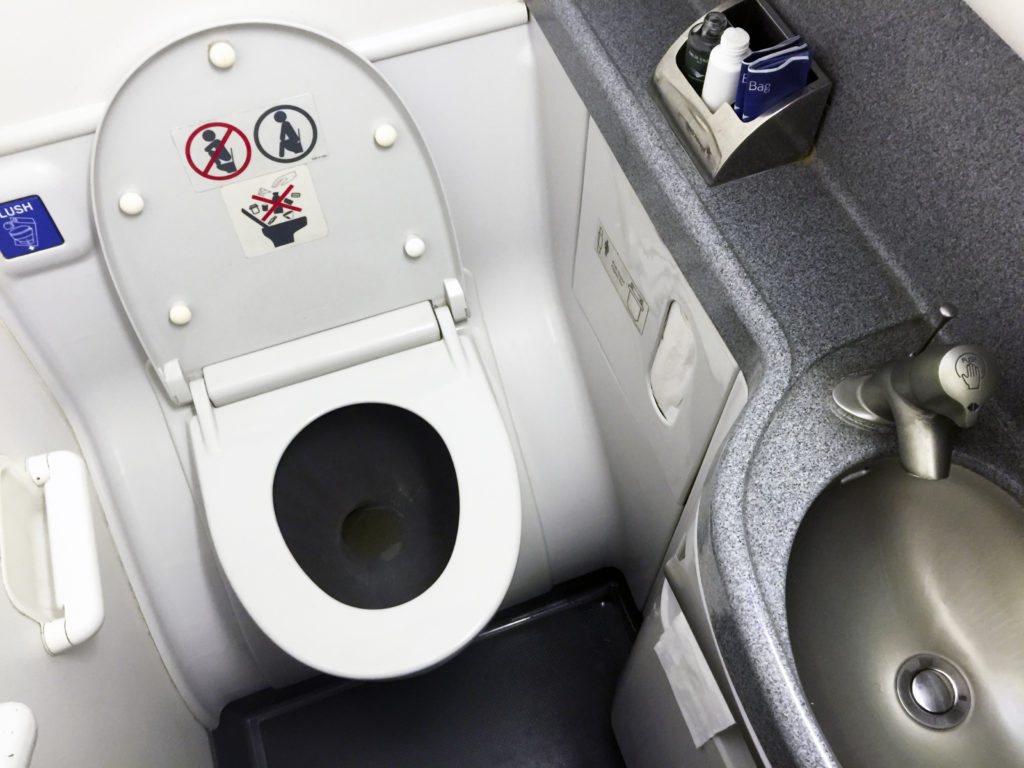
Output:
(963, 0), (1024, 59)
(0, 0), (524, 154)
(0, 322), (212, 768)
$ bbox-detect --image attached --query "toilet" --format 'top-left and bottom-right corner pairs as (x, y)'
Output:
(90, 22), (522, 679)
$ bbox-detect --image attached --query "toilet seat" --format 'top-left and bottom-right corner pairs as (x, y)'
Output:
(190, 303), (521, 679)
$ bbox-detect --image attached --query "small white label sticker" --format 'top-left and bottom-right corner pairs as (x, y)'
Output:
(596, 224), (649, 333)
(222, 165), (328, 257)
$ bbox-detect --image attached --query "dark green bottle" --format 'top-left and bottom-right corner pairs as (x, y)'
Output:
(679, 12), (730, 92)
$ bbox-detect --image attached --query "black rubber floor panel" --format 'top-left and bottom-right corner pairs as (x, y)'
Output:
(213, 569), (639, 768)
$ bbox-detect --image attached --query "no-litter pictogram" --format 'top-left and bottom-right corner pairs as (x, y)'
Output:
(185, 122), (252, 180)
(222, 166), (327, 258)
(241, 175), (308, 248)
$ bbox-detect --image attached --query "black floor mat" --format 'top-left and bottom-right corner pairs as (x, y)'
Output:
(213, 569), (640, 768)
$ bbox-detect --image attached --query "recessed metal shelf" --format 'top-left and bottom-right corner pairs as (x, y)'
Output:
(653, 0), (832, 185)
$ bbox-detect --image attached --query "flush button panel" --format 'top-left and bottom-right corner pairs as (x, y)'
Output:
(0, 196), (65, 259)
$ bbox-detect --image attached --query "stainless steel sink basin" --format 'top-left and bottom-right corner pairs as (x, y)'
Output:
(787, 458), (1024, 767)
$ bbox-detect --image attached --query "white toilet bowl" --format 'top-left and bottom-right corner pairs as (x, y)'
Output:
(191, 303), (521, 678)
(91, 22), (522, 678)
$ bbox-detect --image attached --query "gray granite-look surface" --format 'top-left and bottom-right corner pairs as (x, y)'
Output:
(527, 0), (1024, 765)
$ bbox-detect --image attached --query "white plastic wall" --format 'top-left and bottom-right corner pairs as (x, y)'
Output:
(0, 322), (211, 768)
(0, 0), (524, 155)
(529, 23), (740, 606)
(963, 0), (1024, 59)
(377, 27), (622, 589)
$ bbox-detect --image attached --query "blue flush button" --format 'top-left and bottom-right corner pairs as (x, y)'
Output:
(0, 195), (64, 259)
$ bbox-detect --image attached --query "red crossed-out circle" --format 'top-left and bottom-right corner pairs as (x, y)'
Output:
(185, 122), (252, 180)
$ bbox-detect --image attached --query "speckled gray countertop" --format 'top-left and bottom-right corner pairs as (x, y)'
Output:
(526, 0), (1024, 764)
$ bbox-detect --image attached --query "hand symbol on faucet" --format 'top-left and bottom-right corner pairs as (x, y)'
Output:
(955, 353), (985, 390)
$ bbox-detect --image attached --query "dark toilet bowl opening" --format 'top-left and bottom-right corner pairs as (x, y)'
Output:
(272, 403), (459, 610)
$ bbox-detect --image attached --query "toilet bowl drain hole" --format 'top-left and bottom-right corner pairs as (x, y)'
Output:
(273, 403), (459, 610)
(341, 503), (406, 562)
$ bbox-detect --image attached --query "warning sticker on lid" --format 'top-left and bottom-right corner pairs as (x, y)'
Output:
(171, 93), (326, 191)
(183, 121), (252, 182)
(222, 165), (328, 257)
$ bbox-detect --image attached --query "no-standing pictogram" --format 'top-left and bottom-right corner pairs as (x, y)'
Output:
(185, 122), (252, 180)
(254, 105), (318, 163)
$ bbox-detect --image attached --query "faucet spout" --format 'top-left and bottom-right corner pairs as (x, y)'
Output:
(885, 379), (955, 479)
(833, 344), (997, 480)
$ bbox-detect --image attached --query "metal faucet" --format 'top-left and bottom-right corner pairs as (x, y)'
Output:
(833, 306), (998, 479)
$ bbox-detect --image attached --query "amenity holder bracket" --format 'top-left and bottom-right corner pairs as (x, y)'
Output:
(653, 0), (832, 185)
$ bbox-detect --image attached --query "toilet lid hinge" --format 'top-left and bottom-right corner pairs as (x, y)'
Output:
(189, 378), (220, 452)
(433, 307), (467, 373)
(159, 359), (194, 406)
(442, 278), (468, 323)
(196, 302), (444, 408)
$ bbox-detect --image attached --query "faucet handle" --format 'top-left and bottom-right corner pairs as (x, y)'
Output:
(911, 303), (957, 357)
(908, 343), (998, 428)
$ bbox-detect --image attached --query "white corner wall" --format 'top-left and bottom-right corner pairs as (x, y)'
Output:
(0, 322), (212, 768)
(0, 0), (524, 155)
(963, 0), (1024, 60)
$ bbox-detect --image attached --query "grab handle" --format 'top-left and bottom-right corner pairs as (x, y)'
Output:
(26, 451), (104, 654)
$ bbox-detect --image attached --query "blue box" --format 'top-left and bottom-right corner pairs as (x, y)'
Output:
(0, 195), (65, 259)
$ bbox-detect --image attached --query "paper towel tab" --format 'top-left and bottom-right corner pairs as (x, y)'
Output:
(653, 581), (735, 747)
(650, 301), (698, 419)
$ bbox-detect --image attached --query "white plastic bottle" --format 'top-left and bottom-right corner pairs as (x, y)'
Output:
(701, 27), (751, 111)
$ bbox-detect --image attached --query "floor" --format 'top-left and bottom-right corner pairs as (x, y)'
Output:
(212, 570), (640, 767)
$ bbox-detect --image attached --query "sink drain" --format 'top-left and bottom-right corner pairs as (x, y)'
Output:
(896, 654), (971, 729)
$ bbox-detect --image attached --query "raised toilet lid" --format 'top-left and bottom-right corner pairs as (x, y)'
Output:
(91, 22), (461, 385)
